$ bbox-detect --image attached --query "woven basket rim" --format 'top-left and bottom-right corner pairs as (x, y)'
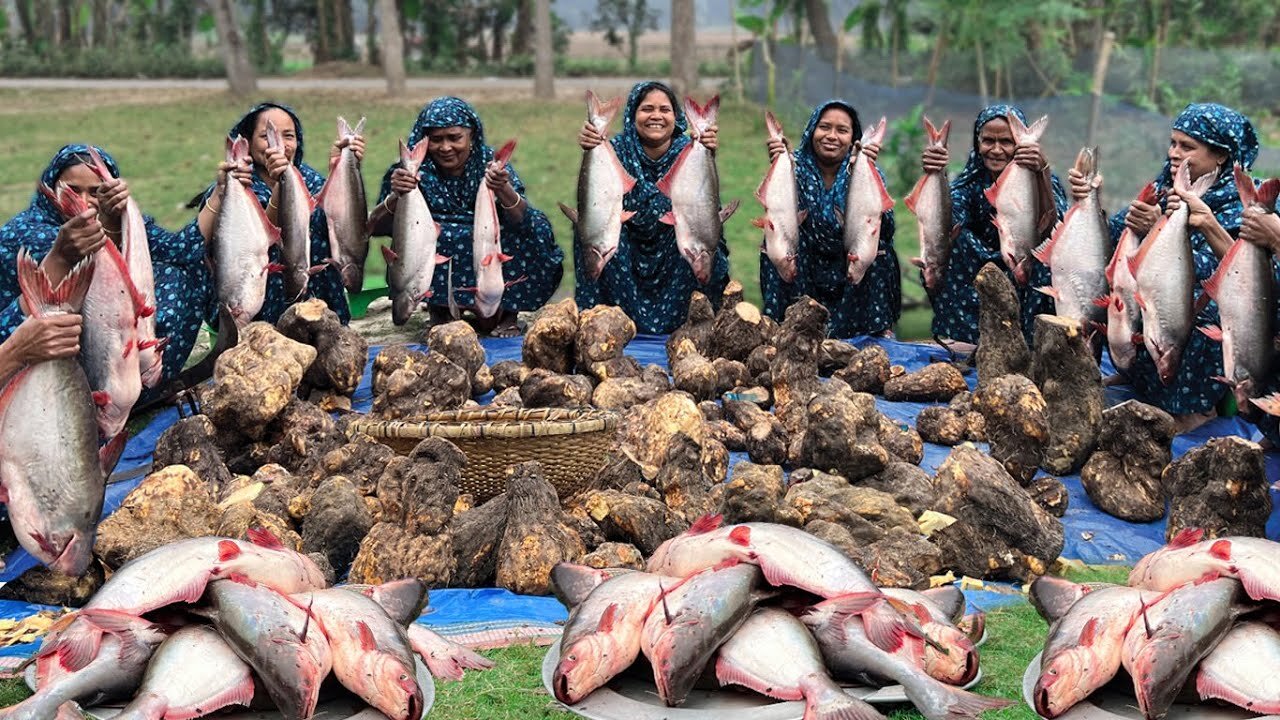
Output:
(348, 407), (619, 441)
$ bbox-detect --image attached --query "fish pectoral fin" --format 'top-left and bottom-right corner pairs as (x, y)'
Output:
(719, 199), (741, 222)
(659, 211), (677, 226)
(91, 390), (111, 408)
(1199, 325), (1224, 342)
(557, 202), (579, 225)
(498, 253), (514, 263)
(381, 245), (399, 263)
(1034, 286), (1058, 299)
(620, 210), (636, 223)
(435, 254), (451, 264)
(480, 254), (494, 267)
(307, 264), (328, 276)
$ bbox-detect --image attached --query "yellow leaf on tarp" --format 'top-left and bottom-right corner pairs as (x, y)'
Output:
(1052, 557), (1088, 575)
(959, 576), (985, 591)
(928, 570), (957, 588)
(0, 611), (65, 648)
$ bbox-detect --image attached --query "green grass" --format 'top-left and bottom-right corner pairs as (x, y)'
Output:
(0, 88), (931, 338)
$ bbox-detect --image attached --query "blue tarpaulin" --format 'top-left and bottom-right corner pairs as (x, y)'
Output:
(1, 334), (1275, 633)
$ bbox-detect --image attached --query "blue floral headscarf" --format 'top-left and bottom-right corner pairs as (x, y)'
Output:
(1153, 103), (1259, 231)
(613, 81), (690, 183)
(230, 102), (308, 165)
(28, 143), (121, 225)
(794, 99), (862, 197)
(953, 104), (1027, 189)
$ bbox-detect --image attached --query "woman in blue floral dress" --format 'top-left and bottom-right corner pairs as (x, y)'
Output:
(370, 97), (563, 337)
(923, 105), (1066, 346)
(758, 100), (900, 338)
(0, 144), (210, 383)
(574, 81), (730, 335)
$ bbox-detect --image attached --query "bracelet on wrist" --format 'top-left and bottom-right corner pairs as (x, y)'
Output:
(499, 194), (523, 211)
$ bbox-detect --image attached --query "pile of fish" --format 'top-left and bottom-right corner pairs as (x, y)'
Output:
(5, 530), (493, 720)
(1030, 529), (1280, 719)
(550, 517), (1010, 720)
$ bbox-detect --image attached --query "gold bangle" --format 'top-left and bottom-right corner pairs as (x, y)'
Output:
(382, 197), (395, 215)
(267, 195), (279, 210)
(499, 194), (523, 211)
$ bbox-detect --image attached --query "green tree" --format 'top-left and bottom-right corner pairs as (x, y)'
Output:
(589, 0), (658, 72)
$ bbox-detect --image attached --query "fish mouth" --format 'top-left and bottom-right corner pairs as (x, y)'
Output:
(1034, 684), (1056, 718)
(552, 668), (575, 704)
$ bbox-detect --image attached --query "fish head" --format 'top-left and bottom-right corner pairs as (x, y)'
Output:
(553, 633), (627, 704)
(1034, 646), (1096, 718)
(340, 263), (363, 294)
(1153, 344), (1183, 386)
(550, 564), (615, 609)
(33, 527), (93, 576)
(140, 352), (164, 389)
(777, 254), (797, 283)
(367, 652), (423, 720)
(643, 618), (704, 704)
(922, 623), (979, 685)
(366, 579), (429, 624)
(391, 293), (418, 327)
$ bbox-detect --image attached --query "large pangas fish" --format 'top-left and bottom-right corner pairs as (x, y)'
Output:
(802, 600), (1011, 720)
(1121, 578), (1243, 720)
(1033, 586), (1148, 718)
(14, 612), (167, 720)
(1028, 575), (1116, 624)
(640, 563), (762, 706)
(842, 117), (895, 285)
(213, 135), (279, 328)
(85, 146), (164, 389)
(207, 578), (332, 720)
(43, 183), (144, 443)
(1196, 621), (1280, 714)
(647, 517), (914, 654)
(1128, 162), (1217, 384)
(552, 570), (680, 704)
(405, 624), (494, 682)
(39, 531), (325, 671)
(112, 624), (253, 720)
(550, 562), (635, 609)
(471, 139), (518, 319)
(984, 112), (1050, 285)
(344, 578), (429, 625)
(657, 95), (739, 285)
(319, 116), (369, 293)
(1199, 165), (1278, 409)
(904, 116), (953, 292)
(267, 120), (320, 301)
(384, 139), (445, 326)
(716, 607), (885, 720)
(1104, 182), (1159, 374)
(754, 111), (804, 283)
(560, 92), (635, 281)
(1033, 146), (1111, 332)
(1129, 529), (1280, 601)
(878, 587), (979, 686)
(295, 588), (422, 720)
(0, 251), (106, 576)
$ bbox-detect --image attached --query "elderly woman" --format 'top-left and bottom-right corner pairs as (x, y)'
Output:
(922, 105), (1066, 346)
(759, 100), (900, 337)
(0, 144), (210, 383)
(194, 102), (355, 326)
(574, 81), (729, 335)
(369, 96), (562, 337)
(1075, 103), (1259, 427)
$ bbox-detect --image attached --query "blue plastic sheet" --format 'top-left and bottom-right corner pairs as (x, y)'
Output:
(3, 333), (1277, 630)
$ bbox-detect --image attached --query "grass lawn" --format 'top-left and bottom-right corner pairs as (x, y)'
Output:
(0, 86), (931, 339)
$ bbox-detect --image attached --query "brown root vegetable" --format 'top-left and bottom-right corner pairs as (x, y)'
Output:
(883, 363), (968, 402)
(495, 462), (586, 595)
(276, 299), (369, 397)
(666, 292), (715, 365)
(490, 386), (524, 407)
(972, 374), (1049, 485)
(819, 339), (857, 377)
(861, 462), (936, 515)
(310, 433), (399, 494)
(670, 338), (718, 401)
(582, 542), (645, 570)
(612, 393), (705, 479)
(745, 344), (776, 387)
(699, 400), (723, 422)
(519, 369), (594, 408)
(916, 407), (969, 446)
(153, 415), (233, 492)
(490, 360), (530, 391)
(203, 322), (317, 438)
(709, 301), (767, 362)
(718, 462), (802, 525)
(974, 262), (1031, 387)
(930, 520), (1043, 582)
(522, 298), (579, 374)
(583, 356), (643, 383)
(0, 564), (104, 606)
(1080, 400), (1174, 522)
(583, 489), (689, 555)
(450, 492), (509, 587)
(653, 432), (717, 521)
(832, 345), (891, 394)
(712, 358), (751, 395)
(301, 476), (373, 573)
(797, 383), (888, 482)
(1164, 436), (1270, 541)
(426, 320), (490, 396)
(770, 297), (829, 450)
(576, 305), (636, 367)
(706, 420), (747, 452)
(370, 350), (470, 421)
(373, 438), (464, 534)
(265, 400), (344, 476)
(721, 279), (745, 308)
(1027, 476), (1069, 518)
(591, 374), (667, 410)
(878, 416), (924, 465)
(94, 465), (219, 569)
(1031, 315), (1104, 475)
(786, 470), (916, 535)
(348, 526), (455, 587)
(931, 445), (1064, 576)
(851, 528), (944, 590)
(723, 397), (788, 466)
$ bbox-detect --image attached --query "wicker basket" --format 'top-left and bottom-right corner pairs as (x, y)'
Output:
(347, 407), (619, 502)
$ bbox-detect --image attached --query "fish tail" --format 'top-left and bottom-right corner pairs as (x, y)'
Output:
(799, 674), (884, 720)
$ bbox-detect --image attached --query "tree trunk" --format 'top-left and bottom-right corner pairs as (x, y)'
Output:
(338, 0), (356, 59)
(802, 0), (837, 61)
(378, 0), (406, 95)
(315, 0), (332, 63)
(91, 0), (109, 47)
(492, 8), (505, 63)
(211, 0), (258, 97)
(730, 0), (743, 101)
(670, 0), (696, 96)
(976, 41), (988, 106)
(533, 0), (554, 96)
(512, 0), (532, 56)
(54, 0), (72, 47)
(924, 18), (948, 107)
(14, 0), (36, 49)
(366, 0), (378, 65)
(1147, 0), (1168, 104)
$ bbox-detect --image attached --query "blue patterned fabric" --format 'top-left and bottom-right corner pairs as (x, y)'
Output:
(196, 103), (351, 325)
(573, 81), (731, 334)
(1107, 103), (1258, 414)
(928, 105), (1066, 344)
(759, 100), (901, 337)
(0, 144), (209, 383)
(376, 97), (562, 314)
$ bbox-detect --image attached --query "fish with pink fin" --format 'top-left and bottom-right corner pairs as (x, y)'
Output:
(754, 111), (805, 283)
(1100, 181), (1158, 374)
(984, 112), (1050, 285)
(842, 117), (895, 285)
(560, 92), (635, 281)
(904, 116), (954, 292)
(1129, 528), (1280, 601)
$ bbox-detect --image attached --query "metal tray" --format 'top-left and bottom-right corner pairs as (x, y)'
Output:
(542, 642), (983, 719)
(1021, 652), (1279, 720)
(26, 657), (435, 720)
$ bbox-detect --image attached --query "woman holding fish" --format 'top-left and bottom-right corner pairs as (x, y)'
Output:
(0, 144), (210, 384)
(574, 81), (731, 335)
(923, 105), (1066, 346)
(194, 102), (355, 326)
(370, 96), (562, 336)
(1079, 103), (1261, 426)
(757, 100), (901, 338)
